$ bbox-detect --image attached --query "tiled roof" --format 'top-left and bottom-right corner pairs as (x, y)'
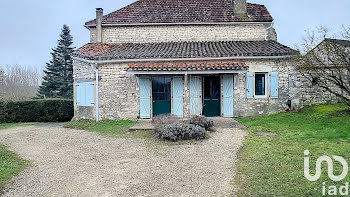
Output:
(85, 0), (273, 26)
(325, 39), (350, 47)
(128, 62), (247, 71)
(73, 40), (297, 61)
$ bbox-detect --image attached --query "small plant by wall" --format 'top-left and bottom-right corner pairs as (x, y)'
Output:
(153, 114), (215, 142)
(155, 123), (206, 142)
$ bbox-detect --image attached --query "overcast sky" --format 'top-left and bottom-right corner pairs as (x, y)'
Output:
(0, 0), (349, 70)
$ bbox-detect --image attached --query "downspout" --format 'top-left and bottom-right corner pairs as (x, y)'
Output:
(264, 22), (274, 40)
(91, 63), (99, 122)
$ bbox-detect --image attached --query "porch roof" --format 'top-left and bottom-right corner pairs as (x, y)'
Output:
(128, 62), (247, 72)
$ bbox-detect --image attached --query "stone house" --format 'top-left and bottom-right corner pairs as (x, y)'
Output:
(72, 0), (334, 121)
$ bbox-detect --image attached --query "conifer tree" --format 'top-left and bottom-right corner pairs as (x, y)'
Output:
(37, 25), (74, 99)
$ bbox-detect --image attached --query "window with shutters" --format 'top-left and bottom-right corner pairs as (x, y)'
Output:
(247, 72), (278, 99)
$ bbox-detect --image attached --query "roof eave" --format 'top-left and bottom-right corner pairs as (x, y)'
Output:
(73, 55), (297, 65)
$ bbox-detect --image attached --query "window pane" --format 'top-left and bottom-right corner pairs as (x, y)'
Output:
(204, 78), (211, 99)
(212, 77), (220, 99)
(255, 74), (265, 96)
(152, 77), (171, 101)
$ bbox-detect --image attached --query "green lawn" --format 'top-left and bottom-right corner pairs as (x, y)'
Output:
(0, 123), (35, 194)
(235, 103), (350, 196)
(0, 122), (40, 130)
(65, 120), (153, 139)
(0, 145), (29, 194)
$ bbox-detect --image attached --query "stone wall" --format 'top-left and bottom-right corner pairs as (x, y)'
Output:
(72, 60), (96, 120)
(73, 58), (342, 120)
(233, 59), (340, 116)
(98, 63), (139, 120)
(233, 59), (291, 117)
(90, 24), (266, 43)
(73, 60), (139, 120)
(288, 70), (341, 110)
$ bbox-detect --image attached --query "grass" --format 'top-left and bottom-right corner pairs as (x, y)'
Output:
(234, 103), (350, 196)
(0, 145), (29, 194)
(0, 122), (41, 130)
(0, 122), (38, 193)
(65, 120), (153, 139)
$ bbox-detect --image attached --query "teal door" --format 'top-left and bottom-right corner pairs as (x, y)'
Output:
(152, 77), (171, 117)
(203, 76), (221, 117)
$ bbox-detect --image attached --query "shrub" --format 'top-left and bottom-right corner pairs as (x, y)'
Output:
(152, 114), (181, 126)
(0, 100), (5, 123)
(0, 99), (73, 123)
(189, 115), (214, 131)
(155, 123), (206, 142)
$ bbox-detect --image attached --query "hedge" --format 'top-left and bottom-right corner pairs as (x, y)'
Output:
(0, 99), (73, 123)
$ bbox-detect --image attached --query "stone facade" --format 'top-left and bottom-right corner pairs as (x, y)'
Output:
(73, 8), (339, 120)
(288, 71), (341, 110)
(90, 24), (267, 43)
(98, 63), (139, 120)
(73, 57), (342, 120)
(72, 60), (96, 120)
(233, 59), (291, 117)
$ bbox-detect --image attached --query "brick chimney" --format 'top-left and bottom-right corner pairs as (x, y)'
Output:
(96, 8), (103, 43)
(233, 0), (248, 19)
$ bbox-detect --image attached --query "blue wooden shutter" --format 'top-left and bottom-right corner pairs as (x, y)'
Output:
(76, 82), (94, 106)
(270, 72), (279, 98)
(246, 72), (254, 98)
(172, 76), (184, 117)
(85, 82), (95, 106)
(190, 76), (201, 115)
(223, 75), (234, 117)
(76, 83), (85, 106)
(139, 77), (151, 118)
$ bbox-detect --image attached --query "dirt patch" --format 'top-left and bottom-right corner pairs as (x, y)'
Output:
(254, 132), (278, 137)
(0, 122), (246, 196)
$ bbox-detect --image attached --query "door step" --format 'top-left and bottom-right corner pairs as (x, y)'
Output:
(129, 120), (155, 131)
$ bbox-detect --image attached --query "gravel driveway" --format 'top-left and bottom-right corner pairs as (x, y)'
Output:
(0, 121), (246, 197)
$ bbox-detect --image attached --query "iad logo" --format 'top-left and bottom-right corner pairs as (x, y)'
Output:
(304, 150), (349, 196)
(304, 150), (348, 182)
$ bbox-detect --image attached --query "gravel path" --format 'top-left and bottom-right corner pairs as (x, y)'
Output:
(0, 122), (246, 197)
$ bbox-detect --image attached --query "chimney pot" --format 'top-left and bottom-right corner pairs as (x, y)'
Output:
(233, 0), (247, 19)
(96, 8), (103, 43)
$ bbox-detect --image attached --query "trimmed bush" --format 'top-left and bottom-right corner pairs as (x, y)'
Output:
(190, 115), (214, 131)
(0, 101), (5, 123)
(0, 99), (73, 123)
(155, 123), (206, 142)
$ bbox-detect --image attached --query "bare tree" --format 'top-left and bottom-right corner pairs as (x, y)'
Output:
(0, 65), (42, 101)
(296, 26), (350, 109)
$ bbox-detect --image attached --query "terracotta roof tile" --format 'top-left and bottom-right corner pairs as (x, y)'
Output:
(73, 40), (297, 61)
(85, 0), (273, 26)
(128, 62), (248, 71)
